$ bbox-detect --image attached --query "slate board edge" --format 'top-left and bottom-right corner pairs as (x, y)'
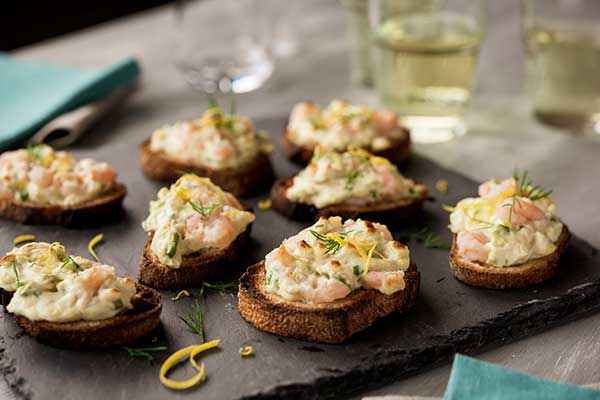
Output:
(239, 279), (600, 400)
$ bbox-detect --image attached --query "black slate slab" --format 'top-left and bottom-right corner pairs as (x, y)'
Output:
(1, 117), (599, 400)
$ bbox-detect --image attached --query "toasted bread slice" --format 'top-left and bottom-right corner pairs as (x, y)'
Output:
(270, 177), (427, 224)
(281, 128), (411, 166)
(2, 283), (162, 348)
(140, 140), (274, 197)
(238, 260), (420, 344)
(0, 183), (126, 226)
(139, 225), (252, 290)
(449, 225), (571, 289)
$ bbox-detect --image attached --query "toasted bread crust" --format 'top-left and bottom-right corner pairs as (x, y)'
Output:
(140, 140), (275, 197)
(0, 183), (126, 226)
(269, 177), (427, 224)
(238, 261), (420, 343)
(6, 284), (162, 348)
(281, 128), (411, 166)
(139, 224), (252, 290)
(449, 225), (571, 289)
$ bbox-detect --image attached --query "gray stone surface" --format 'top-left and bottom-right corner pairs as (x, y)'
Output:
(4, 0), (600, 399)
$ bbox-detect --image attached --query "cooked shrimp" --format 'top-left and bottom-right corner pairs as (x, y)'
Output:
(374, 164), (403, 197)
(202, 215), (235, 248)
(362, 271), (405, 294)
(373, 222), (393, 241)
(496, 197), (546, 225)
(0, 184), (12, 201)
(77, 267), (109, 305)
(91, 163), (117, 185)
(185, 214), (205, 240)
(304, 276), (351, 304)
(225, 192), (243, 209)
(478, 179), (515, 198)
(456, 231), (490, 263)
(374, 109), (398, 133)
(28, 166), (54, 188)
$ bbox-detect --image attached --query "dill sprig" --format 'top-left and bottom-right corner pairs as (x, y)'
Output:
(207, 93), (219, 109)
(345, 170), (360, 191)
(412, 227), (451, 250)
(513, 168), (552, 201)
(12, 262), (22, 288)
(470, 217), (510, 232)
(179, 299), (205, 343)
(60, 256), (81, 271)
(188, 200), (221, 218)
(122, 346), (167, 365)
(309, 230), (353, 254)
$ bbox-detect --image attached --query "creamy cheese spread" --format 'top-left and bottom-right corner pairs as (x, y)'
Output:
(285, 146), (419, 208)
(149, 107), (272, 170)
(0, 242), (135, 322)
(0, 144), (118, 207)
(264, 217), (410, 304)
(142, 175), (255, 268)
(449, 177), (563, 267)
(286, 99), (406, 152)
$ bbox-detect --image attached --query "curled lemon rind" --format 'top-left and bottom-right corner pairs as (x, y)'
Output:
(160, 340), (220, 390)
(13, 234), (36, 246)
(88, 234), (104, 262)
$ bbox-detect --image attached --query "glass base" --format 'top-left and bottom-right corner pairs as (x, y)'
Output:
(534, 110), (600, 136)
(399, 115), (466, 144)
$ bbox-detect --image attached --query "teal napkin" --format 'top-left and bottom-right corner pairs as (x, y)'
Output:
(444, 354), (600, 400)
(0, 54), (140, 151)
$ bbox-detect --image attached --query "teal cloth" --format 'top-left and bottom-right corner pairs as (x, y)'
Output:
(0, 54), (139, 150)
(444, 354), (600, 400)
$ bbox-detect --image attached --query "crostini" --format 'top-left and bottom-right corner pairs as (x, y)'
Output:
(0, 144), (125, 226)
(0, 242), (162, 348)
(271, 146), (427, 223)
(282, 99), (411, 165)
(448, 172), (570, 289)
(139, 174), (255, 290)
(140, 105), (274, 197)
(238, 217), (419, 343)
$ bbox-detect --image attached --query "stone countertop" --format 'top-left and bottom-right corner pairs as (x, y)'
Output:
(7, 0), (600, 399)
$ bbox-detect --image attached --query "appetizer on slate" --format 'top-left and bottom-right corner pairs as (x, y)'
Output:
(139, 174), (255, 290)
(140, 104), (274, 197)
(0, 242), (162, 348)
(282, 99), (411, 165)
(271, 146), (427, 223)
(238, 217), (419, 343)
(0, 144), (125, 226)
(448, 172), (570, 289)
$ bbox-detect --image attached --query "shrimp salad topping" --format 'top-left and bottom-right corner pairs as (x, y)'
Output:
(142, 175), (255, 269)
(149, 107), (272, 170)
(449, 173), (563, 267)
(0, 242), (136, 323)
(264, 217), (410, 304)
(285, 146), (419, 208)
(0, 144), (118, 207)
(286, 100), (406, 152)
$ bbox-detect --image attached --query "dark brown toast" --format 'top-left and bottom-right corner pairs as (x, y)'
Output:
(270, 177), (427, 224)
(140, 140), (275, 197)
(139, 224), (252, 290)
(0, 183), (126, 227)
(449, 225), (571, 289)
(238, 260), (420, 344)
(281, 128), (411, 166)
(4, 283), (162, 348)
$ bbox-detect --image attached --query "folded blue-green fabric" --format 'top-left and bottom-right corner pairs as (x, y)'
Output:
(0, 54), (139, 151)
(444, 354), (600, 400)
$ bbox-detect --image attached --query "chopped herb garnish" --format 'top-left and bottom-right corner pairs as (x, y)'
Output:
(166, 232), (180, 259)
(26, 144), (44, 161)
(352, 265), (361, 276)
(335, 275), (353, 291)
(188, 200), (220, 218)
(17, 187), (28, 201)
(12, 262), (22, 288)
(369, 190), (377, 200)
(309, 230), (353, 254)
(345, 170), (360, 191)
(179, 299), (205, 343)
(113, 299), (124, 310)
(122, 346), (167, 365)
(512, 168), (552, 201)
(60, 256), (81, 271)
(411, 227), (451, 250)
(470, 217), (510, 232)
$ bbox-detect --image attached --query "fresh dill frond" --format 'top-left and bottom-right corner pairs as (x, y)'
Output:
(345, 170), (360, 191)
(411, 227), (451, 250)
(309, 230), (353, 254)
(512, 168), (552, 201)
(207, 93), (219, 109)
(60, 256), (81, 271)
(179, 299), (205, 343)
(202, 281), (238, 292)
(12, 262), (22, 288)
(122, 346), (167, 365)
(188, 200), (220, 218)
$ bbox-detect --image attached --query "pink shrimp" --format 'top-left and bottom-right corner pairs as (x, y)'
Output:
(372, 222), (393, 241)
(496, 197), (546, 225)
(28, 166), (54, 188)
(77, 266), (110, 305)
(305, 276), (351, 304)
(225, 192), (243, 209)
(374, 163), (403, 198)
(91, 163), (117, 185)
(456, 231), (490, 263)
(362, 271), (405, 294)
(374, 109), (398, 133)
(478, 179), (515, 198)
(202, 215), (235, 248)
(0, 184), (12, 201)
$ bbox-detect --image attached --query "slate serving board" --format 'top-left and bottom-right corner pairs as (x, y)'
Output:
(1, 117), (599, 400)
